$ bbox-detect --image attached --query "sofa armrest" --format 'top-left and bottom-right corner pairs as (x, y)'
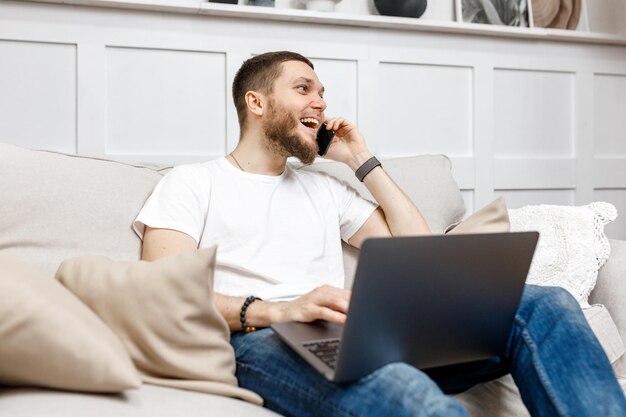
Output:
(590, 239), (626, 376)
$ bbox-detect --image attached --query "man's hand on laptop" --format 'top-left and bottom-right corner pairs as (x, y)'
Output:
(275, 285), (351, 324)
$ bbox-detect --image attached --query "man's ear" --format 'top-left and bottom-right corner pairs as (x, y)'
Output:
(245, 91), (264, 117)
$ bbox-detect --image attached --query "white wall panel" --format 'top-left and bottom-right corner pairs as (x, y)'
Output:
(594, 74), (626, 157)
(105, 47), (226, 157)
(309, 58), (357, 124)
(494, 69), (574, 158)
(594, 189), (626, 240)
(496, 189), (575, 209)
(2, 0), (626, 234)
(375, 62), (473, 157)
(494, 158), (577, 189)
(594, 157), (626, 189)
(0, 40), (75, 153)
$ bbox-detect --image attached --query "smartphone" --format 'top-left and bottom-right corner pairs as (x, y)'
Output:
(316, 123), (335, 156)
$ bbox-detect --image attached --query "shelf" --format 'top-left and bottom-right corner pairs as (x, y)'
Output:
(16, 0), (626, 46)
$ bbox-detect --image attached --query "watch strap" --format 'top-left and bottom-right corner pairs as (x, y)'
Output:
(355, 156), (382, 182)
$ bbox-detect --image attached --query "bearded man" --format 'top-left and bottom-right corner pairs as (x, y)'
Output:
(134, 51), (626, 417)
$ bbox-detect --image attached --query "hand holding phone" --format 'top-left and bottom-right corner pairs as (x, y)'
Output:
(316, 123), (335, 156)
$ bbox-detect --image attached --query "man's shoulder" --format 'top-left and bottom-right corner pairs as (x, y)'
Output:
(291, 162), (355, 189)
(167, 158), (224, 179)
(289, 162), (333, 181)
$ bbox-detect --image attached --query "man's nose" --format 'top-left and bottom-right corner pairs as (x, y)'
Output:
(311, 97), (326, 111)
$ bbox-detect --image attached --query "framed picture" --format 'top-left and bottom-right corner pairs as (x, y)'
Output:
(456, 0), (531, 28)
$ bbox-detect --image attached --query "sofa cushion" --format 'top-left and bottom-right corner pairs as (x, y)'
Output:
(56, 247), (262, 405)
(0, 143), (167, 275)
(301, 155), (465, 235)
(584, 304), (625, 365)
(303, 155), (465, 287)
(0, 253), (140, 392)
(0, 384), (281, 417)
(456, 373), (626, 417)
(454, 375), (525, 417)
(591, 239), (626, 378)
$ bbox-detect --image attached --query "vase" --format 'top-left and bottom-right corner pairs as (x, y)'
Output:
(374, 0), (427, 18)
(302, 0), (342, 12)
(247, 0), (275, 7)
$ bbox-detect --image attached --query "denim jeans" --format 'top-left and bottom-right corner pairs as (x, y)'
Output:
(230, 285), (626, 417)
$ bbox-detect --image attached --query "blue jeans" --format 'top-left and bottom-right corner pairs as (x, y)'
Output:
(231, 285), (626, 417)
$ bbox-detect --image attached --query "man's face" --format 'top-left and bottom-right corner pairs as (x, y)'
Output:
(261, 60), (327, 165)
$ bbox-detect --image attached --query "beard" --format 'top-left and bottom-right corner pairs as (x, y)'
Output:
(262, 99), (318, 165)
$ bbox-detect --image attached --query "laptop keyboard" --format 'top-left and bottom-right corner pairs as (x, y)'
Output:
(303, 339), (341, 370)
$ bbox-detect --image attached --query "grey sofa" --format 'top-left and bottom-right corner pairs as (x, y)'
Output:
(0, 142), (624, 417)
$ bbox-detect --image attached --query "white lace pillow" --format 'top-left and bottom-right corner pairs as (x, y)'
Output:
(508, 202), (617, 307)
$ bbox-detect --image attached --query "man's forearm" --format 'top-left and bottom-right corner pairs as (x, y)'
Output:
(214, 293), (280, 332)
(215, 285), (351, 332)
(348, 151), (431, 236)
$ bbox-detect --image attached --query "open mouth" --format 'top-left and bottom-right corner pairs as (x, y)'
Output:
(299, 117), (320, 131)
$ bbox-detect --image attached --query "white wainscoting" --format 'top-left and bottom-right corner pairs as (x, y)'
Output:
(0, 39), (76, 153)
(105, 47), (227, 157)
(1, 0), (625, 239)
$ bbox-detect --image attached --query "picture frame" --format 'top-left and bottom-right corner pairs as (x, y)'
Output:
(455, 0), (531, 28)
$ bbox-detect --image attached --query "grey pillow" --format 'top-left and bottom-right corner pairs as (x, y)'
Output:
(300, 155), (465, 234)
(300, 155), (465, 287)
(0, 143), (169, 274)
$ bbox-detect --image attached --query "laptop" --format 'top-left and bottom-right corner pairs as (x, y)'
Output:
(271, 232), (539, 383)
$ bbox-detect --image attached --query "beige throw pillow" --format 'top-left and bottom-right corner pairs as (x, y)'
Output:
(0, 253), (140, 392)
(446, 197), (510, 235)
(56, 247), (262, 405)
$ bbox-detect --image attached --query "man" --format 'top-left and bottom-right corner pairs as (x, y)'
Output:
(135, 51), (626, 417)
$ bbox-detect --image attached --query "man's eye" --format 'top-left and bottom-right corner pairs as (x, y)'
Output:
(297, 85), (308, 92)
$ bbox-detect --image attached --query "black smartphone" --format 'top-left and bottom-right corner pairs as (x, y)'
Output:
(316, 123), (335, 156)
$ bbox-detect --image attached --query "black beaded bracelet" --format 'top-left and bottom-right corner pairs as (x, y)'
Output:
(240, 295), (262, 333)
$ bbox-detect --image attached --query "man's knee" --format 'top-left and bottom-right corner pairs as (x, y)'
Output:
(520, 285), (581, 319)
(356, 363), (468, 417)
(361, 362), (431, 388)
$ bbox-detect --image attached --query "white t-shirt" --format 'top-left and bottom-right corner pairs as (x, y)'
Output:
(134, 157), (377, 301)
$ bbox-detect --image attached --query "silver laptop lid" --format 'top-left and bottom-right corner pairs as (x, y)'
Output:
(333, 232), (538, 383)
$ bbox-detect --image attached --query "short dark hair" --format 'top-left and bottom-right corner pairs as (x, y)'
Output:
(232, 51), (314, 134)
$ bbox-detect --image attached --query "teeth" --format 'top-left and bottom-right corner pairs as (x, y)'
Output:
(299, 117), (319, 128)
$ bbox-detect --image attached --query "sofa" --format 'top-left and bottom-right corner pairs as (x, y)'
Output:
(0, 142), (624, 417)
